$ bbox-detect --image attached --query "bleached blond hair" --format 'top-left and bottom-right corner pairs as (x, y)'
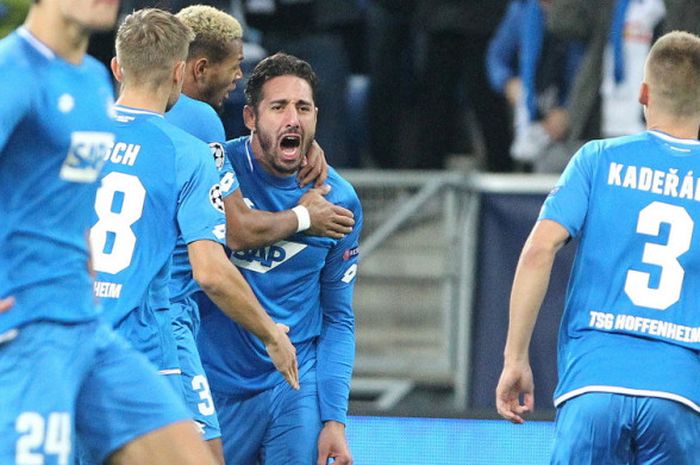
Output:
(645, 30), (700, 118)
(176, 5), (243, 64)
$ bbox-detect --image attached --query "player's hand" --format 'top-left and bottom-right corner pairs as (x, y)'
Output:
(504, 77), (523, 108)
(0, 297), (14, 313)
(299, 186), (354, 239)
(495, 361), (534, 424)
(542, 107), (569, 141)
(316, 421), (352, 465)
(265, 323), (299, 390)
(298, 140), (328, 188)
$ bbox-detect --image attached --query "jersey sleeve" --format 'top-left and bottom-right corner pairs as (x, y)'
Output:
(316, 189), (363, 425)
(209, 142), (240, 199)
(189, 105), (225, 143)
(0, 66), (33, 152)
(538, 140), (599, 238)
(486, 0), (523, 94)
(175, 140), (227, 245)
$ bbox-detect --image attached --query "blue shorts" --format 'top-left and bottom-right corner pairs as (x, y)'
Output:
(552, 392), (700, 465)
(214, 360), (322, 465)
(114, 304), (180, 378)
(0, 320), (189, 465)
(171, 296), (221, 441)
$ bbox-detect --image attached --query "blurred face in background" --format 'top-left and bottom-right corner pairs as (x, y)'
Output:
(60, 0), (120, 31)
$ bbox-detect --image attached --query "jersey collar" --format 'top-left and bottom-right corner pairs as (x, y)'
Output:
(649, 130), (700, 146)
(114, 104), (164, 118)
(17, 27), (55, 60)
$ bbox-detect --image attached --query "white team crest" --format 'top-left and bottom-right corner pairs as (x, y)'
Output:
(58, 93), (74, 113)
(209, 142), (226, 171)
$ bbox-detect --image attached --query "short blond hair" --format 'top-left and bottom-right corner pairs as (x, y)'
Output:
(177, 5), (243, 64)
(645, 30), (700, 118)
(116, 8), (194, 86)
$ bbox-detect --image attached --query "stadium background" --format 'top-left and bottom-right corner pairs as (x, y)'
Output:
(4, 0), (698, 463)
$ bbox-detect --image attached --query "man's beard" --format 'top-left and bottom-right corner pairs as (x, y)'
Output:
(257, 127), (305, 176)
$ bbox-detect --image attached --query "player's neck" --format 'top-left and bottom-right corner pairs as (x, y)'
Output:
(646, 113), (700, 140)
(116, 87), (169, 115)
(181, 80), (202, 103)
(23, 6), (89, 65)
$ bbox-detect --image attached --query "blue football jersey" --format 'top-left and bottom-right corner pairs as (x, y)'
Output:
(0, 28), (115, 334)
(90, 105), (226, 325)
(165, 94), (225, 143)
(539, 130), (700, 412)
(165, 94), (238, 302)
(198, 136), (363, 425)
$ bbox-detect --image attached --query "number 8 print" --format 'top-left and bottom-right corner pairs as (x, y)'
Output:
(90, 172), (146, 275)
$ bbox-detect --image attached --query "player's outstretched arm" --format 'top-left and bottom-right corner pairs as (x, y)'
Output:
(496, 219), (569, 424)
(224, 186), (354, 251)
(188, 239), (299, 390)
(297, 140), (328, 188)
(316, 421), (352, 465)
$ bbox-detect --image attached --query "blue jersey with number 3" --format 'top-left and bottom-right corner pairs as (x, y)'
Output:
(539, 130), (700, 412)
(90, 105), (226, 325)
(0, 29), (115, 334)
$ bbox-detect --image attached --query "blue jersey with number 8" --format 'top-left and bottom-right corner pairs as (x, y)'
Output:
(90, 105), (226, 325)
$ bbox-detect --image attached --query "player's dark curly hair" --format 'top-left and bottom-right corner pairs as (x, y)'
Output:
(244, 52), (318, 112)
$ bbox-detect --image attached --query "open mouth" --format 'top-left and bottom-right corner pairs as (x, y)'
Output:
(279, 134), (301, 160)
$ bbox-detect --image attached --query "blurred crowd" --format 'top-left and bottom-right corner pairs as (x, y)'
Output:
(2, 0), (699, 172)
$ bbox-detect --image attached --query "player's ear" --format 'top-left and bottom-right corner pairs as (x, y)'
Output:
(193, 57), (208, 81)
(174, 60), (186, 87)
(243, 105), (256, 132)
(110, 57), (123, 82)
(638, 81), (649, 106)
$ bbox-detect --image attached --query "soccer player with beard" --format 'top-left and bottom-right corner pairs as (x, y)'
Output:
(197, 53), (362, 465)
(0, 1), (216, 464)
(163, 6), (355, 462)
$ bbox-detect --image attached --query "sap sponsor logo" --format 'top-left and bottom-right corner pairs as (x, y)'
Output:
(209, 142), (226, 171)
(231, 240), (307, 273)
(60, 131), (114, 183)
(342, 246), (359, 261)
(209, 184), (224, 213)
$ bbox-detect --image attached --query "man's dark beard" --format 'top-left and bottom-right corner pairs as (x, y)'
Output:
(256, 127), (303, 176)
